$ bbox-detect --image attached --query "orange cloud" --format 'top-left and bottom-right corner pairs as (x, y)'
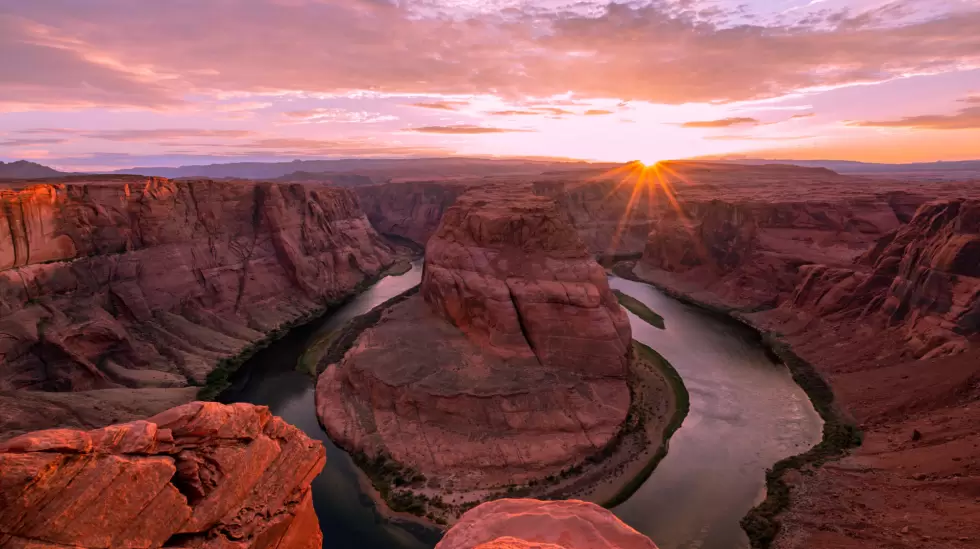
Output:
(408, 101), (470, 110)
(408, 125), (534, 134)
(584, 109), (614, 115)
(681, 117), (759, 128)
(851, 98), (980, 130)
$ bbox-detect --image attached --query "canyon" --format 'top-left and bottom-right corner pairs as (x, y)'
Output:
(0, 176), (395, 438)
(0, 162), (977, 549)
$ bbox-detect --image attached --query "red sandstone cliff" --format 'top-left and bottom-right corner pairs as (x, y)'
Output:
(437, 499), (658, 549)
(316, 185), (632, 492)
(0, 401), (325, 549)
(629, 192), (980, 548)
(0, 177), (393, 435)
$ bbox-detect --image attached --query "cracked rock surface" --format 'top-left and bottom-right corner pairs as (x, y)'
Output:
(0, 401), (325, 549)
(0, 177), (393, 437)
(316, 185), (632, 488)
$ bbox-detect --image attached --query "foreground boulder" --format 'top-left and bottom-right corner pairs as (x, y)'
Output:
(437, 499), (658, 549)
(0, 401), (325, 549)
(317, 185), (632, 493)
(0, 177), (393, 434)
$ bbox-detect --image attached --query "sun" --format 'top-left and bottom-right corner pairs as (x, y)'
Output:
(637, 158), (662, 168)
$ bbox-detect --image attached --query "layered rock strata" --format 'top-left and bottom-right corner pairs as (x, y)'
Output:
(316, 186), (632, 491)
(437, 499), (659, 549)
(629, 195), (980, 548)
(0, 177), (393, 434)
(0, 401), (326, 549)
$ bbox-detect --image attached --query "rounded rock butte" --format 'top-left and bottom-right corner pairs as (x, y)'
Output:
(437, 499), (659, 549)
(316, 185), (633, 489)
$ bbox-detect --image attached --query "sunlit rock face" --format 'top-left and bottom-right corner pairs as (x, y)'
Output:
(437, 499), (659, 549)
(317, 185), (631, 488)
(0, 401), (326, 549)
(0, 177), (393, 433)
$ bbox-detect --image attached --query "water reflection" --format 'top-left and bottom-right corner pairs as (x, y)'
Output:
(609, 276), (823, 549)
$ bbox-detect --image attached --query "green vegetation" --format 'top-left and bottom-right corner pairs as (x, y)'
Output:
(740, 338), (862, 548)
(600, 341), (689, 507)
(614, 290), (666, 329)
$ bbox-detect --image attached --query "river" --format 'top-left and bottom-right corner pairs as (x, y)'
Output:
(219, 262), (823, 549)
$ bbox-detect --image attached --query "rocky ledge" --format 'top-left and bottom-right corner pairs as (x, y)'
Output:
(0, 177), (394, 436)
(437, 499), (658, 549)
(0, 401), (326, 549)
(316, 185), (639, 520)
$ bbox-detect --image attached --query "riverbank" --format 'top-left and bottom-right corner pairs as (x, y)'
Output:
(612, 261), (861, 549)
(312, 286), (688, 529)
(199, 258), (415, 400)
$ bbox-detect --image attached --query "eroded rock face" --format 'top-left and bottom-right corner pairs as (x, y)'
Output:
(355, 181), (470, 245)
(422, 186), (632, 375)
(0, 178), (393, 398)
(628, 190), (980, 548)
(788, 199), (980, 358)
(437, 499), (658, 549)
(636, 197), (913, 309)
(0, 401), (326, 549)
(354, 177), (658, 256)
(317, 186), (631, 488)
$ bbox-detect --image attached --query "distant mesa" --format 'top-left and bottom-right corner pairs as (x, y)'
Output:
(0, 160), (65, 180)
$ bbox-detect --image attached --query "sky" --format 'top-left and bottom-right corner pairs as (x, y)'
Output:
(1, 0), (979, 171)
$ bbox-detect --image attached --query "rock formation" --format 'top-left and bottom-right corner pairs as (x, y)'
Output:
(437, 499), (658, 549)
(355, 181), (470, 245)
(0, 177), (393, 435)
(628, 190), (980, 548)
(355, 176), (659, 256)
(0, 401), (325, 549)
(316, 185), (632, 492)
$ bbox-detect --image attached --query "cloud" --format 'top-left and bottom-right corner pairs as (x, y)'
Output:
(408, 101), (469, 110)
(584, 109), (614, 115)
(487, 107), (574, 116)
(850, 99), (980, 130)
(705, 134), (817, 141)
(408, 125), (534, 134)
(789, 113), (815, 120)
(0, 137), (68, 147)
(15, 128), (255, 141)
(282, 108), (397, 123)
(0, 14), (182, 109)
(2, 1), (978, 108)
(681, 117), (760, 128)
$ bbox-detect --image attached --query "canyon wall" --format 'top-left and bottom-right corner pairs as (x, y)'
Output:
(0, 401), (325, 549)
(629, 191), (980, 548)
(355, 176), (659, 256)
(317, 185), (632, 491)
(0, 177), (394, 435)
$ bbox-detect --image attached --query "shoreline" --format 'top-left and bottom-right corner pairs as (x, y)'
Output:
(203, 256), (418, 400)
(611, 260), (862, 549)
